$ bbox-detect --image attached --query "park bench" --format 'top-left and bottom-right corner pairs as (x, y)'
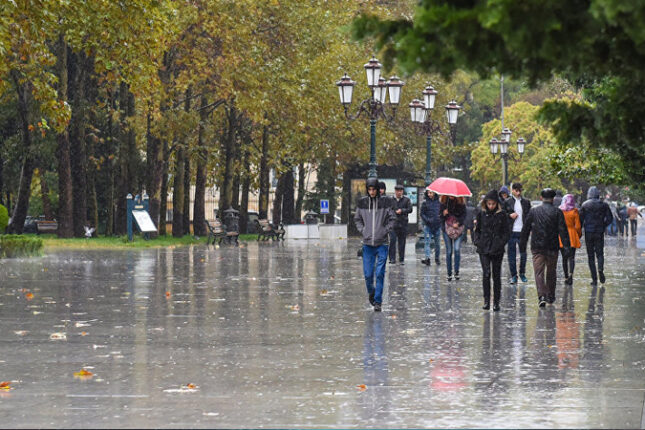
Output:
(255, 219), (285, 241)
(205, 220), (227, 246)
(36, 220), (58, 235)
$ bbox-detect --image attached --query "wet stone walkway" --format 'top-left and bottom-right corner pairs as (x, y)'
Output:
(1, 237), (644, 428)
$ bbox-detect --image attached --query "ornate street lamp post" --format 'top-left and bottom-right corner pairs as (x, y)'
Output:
(408, 85), (461, 185)
(489, 130), (526, 185)
(336, 57), (404, 178)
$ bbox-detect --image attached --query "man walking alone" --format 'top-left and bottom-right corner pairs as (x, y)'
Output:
(580, 186), (613, 285)
(503, 182), (531, 284)
(354, 178), (396, 312)
(521, 188), (572, 307)
(389, 184), (412, 265)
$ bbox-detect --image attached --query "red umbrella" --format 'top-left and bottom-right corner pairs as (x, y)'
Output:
(427, 177), (472, 197)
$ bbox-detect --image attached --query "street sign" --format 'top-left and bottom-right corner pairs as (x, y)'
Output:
(320, 199), (330, 214)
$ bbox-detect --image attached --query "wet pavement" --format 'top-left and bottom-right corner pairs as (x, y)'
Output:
(1, 235), (644, 428)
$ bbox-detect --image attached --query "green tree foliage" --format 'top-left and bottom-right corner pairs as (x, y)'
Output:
(0, 204), (8, 233)
(353, 0), (645, 185)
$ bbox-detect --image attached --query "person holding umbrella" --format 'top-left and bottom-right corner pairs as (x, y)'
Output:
(428, 177), (472, 281)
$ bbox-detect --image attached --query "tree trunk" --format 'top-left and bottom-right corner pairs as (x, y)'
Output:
(85, 67), (99, 232)
(55, 36), (74, 237)
(219, 103), (237, 213)
(0, 150), (4, 206)
(258, 123), (270, 219)
(146, 107), (163, 236)
(172, 146), (185, 237)
(326, 157), (337, 224)
(281, 168), (295, 224)
(38, 169), (53, 220)
(295, 162), (306, 223)
(182, 148), (191, 235)
(159, 140), (169, 235)
(105, 90), (116, 236)
(341, 165), (351, 224)
(115, 82), (130, 236)
(193, 95), (208, 237)
(239, 130), (251, 234)
(70, 51), (89, 237)
(8, 71), (34, 234)
(272, 172), (285, 225)
(172, 88), (190, 237)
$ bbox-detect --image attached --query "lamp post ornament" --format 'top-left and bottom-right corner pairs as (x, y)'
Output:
(337, 57), (404, 178)
(408, 85), (461, 185)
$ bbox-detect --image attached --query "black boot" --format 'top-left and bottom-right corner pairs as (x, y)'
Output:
(599, 271), (606, 284)
(493, 301), (500, 312)
(482, 298), (490, 310)
(369, 292), (375, 306)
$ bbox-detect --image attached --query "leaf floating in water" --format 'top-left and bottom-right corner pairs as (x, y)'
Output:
(0, 381), (11, 390)
(320, 289), (328, 295)
(74, 369), (93, 377)
(357, 384), (367, 392)
(50, 332), (67, 340)
(80, 331), (89, 336)
(25, 292), (34, 301)
(186, 383), (197, 389)
(165, 291), (171, 299)
(13, 330), (28, 336)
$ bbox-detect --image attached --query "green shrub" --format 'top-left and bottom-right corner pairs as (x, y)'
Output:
(0, 205), (8, 233)
(0, 235), (44, 258)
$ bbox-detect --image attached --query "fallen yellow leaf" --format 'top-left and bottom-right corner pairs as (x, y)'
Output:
(165, 291), (171, 298)
(357, 384), (367, 391)
(80, 331), (88, 336)
(186, 383), (196, 389)
(25, 292), (34, 301)
(0, 382), (11, 390)
(74, 369), (93, 377)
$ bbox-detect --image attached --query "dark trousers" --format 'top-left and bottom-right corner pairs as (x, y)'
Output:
(630, 219), (638, 236)
(479, 253), (503, 304)
(560, 247), (577, 278)
(618, 219), (626, 236)
(585, 232), (604, 281)
(507, 231), (527, 277)
(389, 228), (407, 262)
(532, 251), (559, 299)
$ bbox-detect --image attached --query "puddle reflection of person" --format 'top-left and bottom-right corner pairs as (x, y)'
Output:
(556, 285), (580, 371)
(581, 285), (606, 383)
(360, 313), (390, 423)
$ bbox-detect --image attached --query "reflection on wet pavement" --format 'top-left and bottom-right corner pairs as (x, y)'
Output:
(0, 238), (644, 428)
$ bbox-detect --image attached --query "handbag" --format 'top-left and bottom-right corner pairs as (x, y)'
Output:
(445, 215), (465, 240)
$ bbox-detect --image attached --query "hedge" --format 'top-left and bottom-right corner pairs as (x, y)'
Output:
(0, 205), (8, 233)
(0, 235), (44, 258)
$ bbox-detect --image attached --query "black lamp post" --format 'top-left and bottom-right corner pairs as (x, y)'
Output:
(489, 130), (526, 186)
(336, 57), (404, 178)
(408, 85), (461, 185)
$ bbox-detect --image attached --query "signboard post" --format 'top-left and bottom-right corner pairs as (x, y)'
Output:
(320, 199), (330, 224)
(127, 193), (157, 241)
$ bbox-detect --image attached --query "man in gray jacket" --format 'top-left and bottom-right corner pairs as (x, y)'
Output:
(354, 177), (396, 312)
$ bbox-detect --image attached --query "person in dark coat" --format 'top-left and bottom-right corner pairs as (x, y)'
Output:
(520, 188), (572, 307)
(553, 190), (563, 208)
(502, 182), (532, 284)
(354, 177), (396, 312)
(463, 201), (476, 244)
(579, 186), (613, 285)
(420, 189), (442, 265)
(440, 195), (467, 281)
(389, 184), (413, 265)
(473, 190), (511, 311)
(498, 185), (510, 202)
(378, 181), (388, 199)
(618, 203), (628, 236)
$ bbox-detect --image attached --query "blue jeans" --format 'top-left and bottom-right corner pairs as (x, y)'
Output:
(507, 231), (527, 277)
(362, 244), (389, 304)
(424, 225), (441, 260)
(442, 231), (463, 275)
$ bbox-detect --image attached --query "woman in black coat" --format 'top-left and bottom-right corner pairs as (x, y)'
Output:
(473, 190), (511, 311)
